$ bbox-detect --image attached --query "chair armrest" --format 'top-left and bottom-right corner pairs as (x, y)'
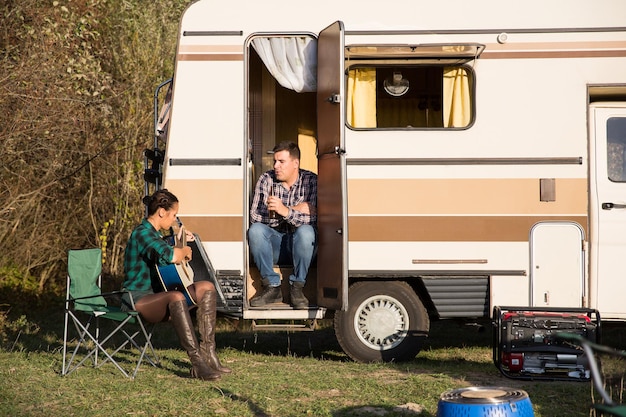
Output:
(100, 290), (127, 298)
(67, 290), (125, 302)
(67, 293), (107, 302)
(116, 289), (138, 311)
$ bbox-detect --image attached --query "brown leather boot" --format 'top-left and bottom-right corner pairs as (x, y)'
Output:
(169, 299), (221, 381)
(197, 291), (232, 374)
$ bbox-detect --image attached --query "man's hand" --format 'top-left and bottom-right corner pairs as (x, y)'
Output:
(268, 195), (288, 217)
(291, 202), (316, 216)
(268, 197), (316, 218)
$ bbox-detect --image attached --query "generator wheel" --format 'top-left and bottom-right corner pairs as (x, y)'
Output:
(334, 280), (429, 362)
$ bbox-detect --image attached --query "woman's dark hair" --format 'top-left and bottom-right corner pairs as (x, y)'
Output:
(142, 189), (179, 216)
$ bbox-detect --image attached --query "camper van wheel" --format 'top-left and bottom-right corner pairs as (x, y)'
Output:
(334, 280), (429, 363)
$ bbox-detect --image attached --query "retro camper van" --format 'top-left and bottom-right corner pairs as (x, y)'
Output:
(146, 0), (626, 363)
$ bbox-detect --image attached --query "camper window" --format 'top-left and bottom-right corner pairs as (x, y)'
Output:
(346, 65), (474, 129)
(607, 116), (626, 182)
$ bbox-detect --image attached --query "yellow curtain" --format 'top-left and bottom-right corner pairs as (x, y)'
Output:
(443, 67), (470, 128)
(347, 68), (377, 128)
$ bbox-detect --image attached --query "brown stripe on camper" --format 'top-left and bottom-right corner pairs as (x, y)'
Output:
(167, 177), (586, 216)
(166, 178), (243, 242)
(178, 44), (243, 61)
(165, 179), (243, 214)
(168, 177), (587, 241)
(177, 214), (587, 243)
(179, 216), (243, 242)
(179, 54), (244, 61)
(348, 215), (587, 242)
(347, 178), (586, 215)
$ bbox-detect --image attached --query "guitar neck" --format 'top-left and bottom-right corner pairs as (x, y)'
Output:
(174, 225), (187, 249)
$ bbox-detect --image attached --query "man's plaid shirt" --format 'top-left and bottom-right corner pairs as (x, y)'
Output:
(250, 169), (317, 228)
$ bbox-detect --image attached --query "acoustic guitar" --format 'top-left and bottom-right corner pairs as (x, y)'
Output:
(156, 226), (196, 306)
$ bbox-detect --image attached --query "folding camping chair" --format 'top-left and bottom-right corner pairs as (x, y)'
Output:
(62, 248), (159, 378)
(559, 332), (626, 417)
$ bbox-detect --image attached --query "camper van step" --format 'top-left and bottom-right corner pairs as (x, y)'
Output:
(251, 320), (316, 332)
(221, 292), (243, 300)
(219, 305), (243, 315)
(224, 300), (243, 307)
(216, 274), (244, 300)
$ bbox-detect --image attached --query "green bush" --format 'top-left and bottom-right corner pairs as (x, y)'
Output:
(0, 0), (190, 308)
(0, 308), (40, 351)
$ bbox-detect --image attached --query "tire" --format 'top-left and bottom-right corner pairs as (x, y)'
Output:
(334, 280), (429, 362)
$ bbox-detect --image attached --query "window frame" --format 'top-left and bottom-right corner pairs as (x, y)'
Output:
(344, 43), (482, 131)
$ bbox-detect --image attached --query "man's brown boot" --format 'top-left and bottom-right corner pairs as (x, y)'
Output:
(289, 281), (309, 310)
(250, 279), (282, 307)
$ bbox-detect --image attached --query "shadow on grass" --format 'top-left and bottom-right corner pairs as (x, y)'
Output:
(213, 316), (496, 362)
(217, 321), (348, 361)
(10, 300), (626, 369)
(218, 388), (272, 417)
(1, 274), (496, 360)
(331, 405), (435, 417)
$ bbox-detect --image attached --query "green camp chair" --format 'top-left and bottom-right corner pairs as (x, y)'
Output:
(62, 248), (159, 378)
(559, 333), (626, 417)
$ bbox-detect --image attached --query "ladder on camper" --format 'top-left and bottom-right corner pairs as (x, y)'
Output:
(144, 79), (245, 316)
(144, 78), (172, 204)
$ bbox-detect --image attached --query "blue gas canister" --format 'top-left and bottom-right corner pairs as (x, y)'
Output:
(437, 387), (534, 417)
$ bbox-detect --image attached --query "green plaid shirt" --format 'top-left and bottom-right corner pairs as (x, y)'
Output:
(122, 218), (174, 292)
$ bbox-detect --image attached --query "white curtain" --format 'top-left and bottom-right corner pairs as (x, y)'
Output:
(251, 37), (317, 93)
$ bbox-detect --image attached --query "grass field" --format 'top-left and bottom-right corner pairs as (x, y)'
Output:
(1, 306), (625, 417)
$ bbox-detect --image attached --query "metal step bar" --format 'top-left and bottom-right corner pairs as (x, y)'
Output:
(251, 319), (319, 332)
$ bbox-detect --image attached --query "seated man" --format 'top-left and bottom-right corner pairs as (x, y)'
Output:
(248, 141), (317, 309)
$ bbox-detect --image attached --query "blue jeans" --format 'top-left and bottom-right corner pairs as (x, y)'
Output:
(248, 223), (317, 287)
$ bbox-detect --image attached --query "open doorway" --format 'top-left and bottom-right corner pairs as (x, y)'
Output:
(245, 34), (318, 307)
(247, 35), (318, 181)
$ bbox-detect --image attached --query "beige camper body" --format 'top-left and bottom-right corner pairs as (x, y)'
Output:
(150, 0), (626, 362)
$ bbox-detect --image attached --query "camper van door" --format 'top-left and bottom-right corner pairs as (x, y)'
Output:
(316, 21), (348, 311)
(590, 104), (626, 319)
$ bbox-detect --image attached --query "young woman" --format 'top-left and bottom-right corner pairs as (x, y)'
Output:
(121, 189), (231, 381)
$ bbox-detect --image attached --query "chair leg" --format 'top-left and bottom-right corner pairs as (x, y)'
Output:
(63, 313), (132, 378)
(62, 309), (70, 375)
(128, 320), (160, 378)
